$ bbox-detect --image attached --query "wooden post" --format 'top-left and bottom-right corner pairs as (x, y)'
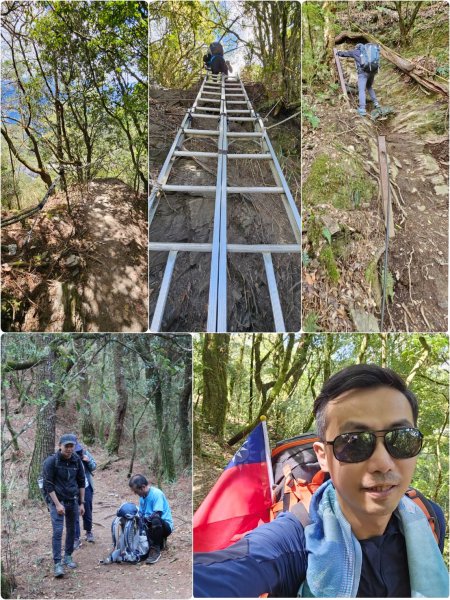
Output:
(377, 135), (395, 239)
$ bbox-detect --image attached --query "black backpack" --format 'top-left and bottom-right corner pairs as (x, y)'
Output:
(359, 43), (380, 73)
(209, 42), (224, 56)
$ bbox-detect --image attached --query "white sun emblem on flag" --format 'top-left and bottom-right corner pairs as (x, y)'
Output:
(234, 444), (250, 464)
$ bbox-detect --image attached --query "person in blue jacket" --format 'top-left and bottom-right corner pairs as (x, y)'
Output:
(194, 365), (449, 598)
(129, 474), (173, 565)
(337, 44), (380, 116)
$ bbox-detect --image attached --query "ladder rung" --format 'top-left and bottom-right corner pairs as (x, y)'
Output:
(194, 107), (220, 112)
(173, 151), (272, 160)
(190, 113), (219, 119)
(228, 153), (272, 159)
(225, 94), (246, 97)
(227, 109), (252, 114)
(199, 98), (221, 104)
(203, 91), (222, 96)
(227, 244), (301, 253)
(227, 132), (263, 138)
(174, 151), (218, 158)
(163, 185), (216, 193)
(162, 185), (283, 194)
(183, 128), (219, 136)
(227, 117), (257, 122)
(226, 100), (248, 104)
(227, 187), (283, 194)
(149, 242), (213, 252)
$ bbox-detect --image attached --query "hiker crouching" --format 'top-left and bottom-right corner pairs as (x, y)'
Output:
(194, 365), (448, 597)
(42, 433), (86, 578)
(129, 474), (173, 565)
(337, 43), (380, 117)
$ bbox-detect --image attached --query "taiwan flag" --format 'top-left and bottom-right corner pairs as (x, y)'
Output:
(193, 420), (274, 552)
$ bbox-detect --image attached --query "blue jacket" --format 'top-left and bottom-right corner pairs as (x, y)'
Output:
(194, 500), (446, 597)
(337, 47), (365, 74)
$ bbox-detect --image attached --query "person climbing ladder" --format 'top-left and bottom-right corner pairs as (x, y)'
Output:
(337, 43), (381, 116)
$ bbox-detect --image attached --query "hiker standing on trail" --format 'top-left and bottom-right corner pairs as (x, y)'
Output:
(194, 365), (449, 597)
(337, 43), (381, 117)
(42, 433), (86, 578)
(203, 41), (231, 76)
(74, 441), (97, 548)
(129, 474), (173, 565)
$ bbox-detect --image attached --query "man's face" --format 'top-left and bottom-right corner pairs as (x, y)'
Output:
(132, 485), (147, 498)
(60, 443), (74, 459)
(314, 386), (418, 537)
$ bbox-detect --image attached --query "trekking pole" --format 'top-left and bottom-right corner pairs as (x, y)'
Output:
(333, 48), (350, 104)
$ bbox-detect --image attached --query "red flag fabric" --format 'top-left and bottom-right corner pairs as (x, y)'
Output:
(193, 421), (273, 552)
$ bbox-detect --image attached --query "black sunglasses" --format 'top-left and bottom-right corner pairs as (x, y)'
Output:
(326, 427), (423, 463)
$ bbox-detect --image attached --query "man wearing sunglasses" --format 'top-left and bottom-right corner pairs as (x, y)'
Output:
(194, 364), (449, 597)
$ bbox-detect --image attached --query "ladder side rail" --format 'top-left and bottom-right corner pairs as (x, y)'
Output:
(217, 75), (229, 332)
(149, 76), (208, 225)
(256, 115), (302, 244)
(206, 82), (225, 332)
(262, 252), (286, 332)
(149, 250), (178, 332)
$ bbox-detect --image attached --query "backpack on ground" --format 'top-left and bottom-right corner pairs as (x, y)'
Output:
(359, 43), (380, 73)
(103, 503), (149, 564)
(270, 432), (441, 545)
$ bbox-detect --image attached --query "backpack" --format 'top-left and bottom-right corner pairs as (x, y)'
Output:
(270, 432), (441, 545)
(103, 503), (149, 564)
(359, 43), (380, 73)
(209, 42), (224, 56)
(38, 452), (61, 505)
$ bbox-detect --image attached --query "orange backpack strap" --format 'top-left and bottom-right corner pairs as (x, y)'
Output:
(405, 488), (440, 545)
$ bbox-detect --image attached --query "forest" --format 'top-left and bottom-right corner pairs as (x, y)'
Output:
(301, 1), (448, 333)
(1, 1), (148, 333)
(149, 1), (302, 331)
(193, 332), (449, 552)
(1, 333), (192, 599)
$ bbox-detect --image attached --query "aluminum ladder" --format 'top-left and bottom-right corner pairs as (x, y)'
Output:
(149, 71), (301, 332)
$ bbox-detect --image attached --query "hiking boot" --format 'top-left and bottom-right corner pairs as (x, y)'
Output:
(63, 555), (77, 569)
(374, 102), (381, 109)
(54, 562), (65, 578)
(73, 538), (82, 550)
(357, 108), (367, 117)
(85, 531), (95, 543)
(145, 546), (161, 564)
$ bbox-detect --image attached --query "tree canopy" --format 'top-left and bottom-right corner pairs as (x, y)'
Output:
(1, 1), (148, 210)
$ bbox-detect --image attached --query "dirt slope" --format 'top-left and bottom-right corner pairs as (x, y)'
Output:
(302, 49), (448, 332)
(2, 178), (148, 332)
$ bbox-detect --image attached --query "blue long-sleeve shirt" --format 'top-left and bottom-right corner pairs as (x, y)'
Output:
(337, 48), (365, 73)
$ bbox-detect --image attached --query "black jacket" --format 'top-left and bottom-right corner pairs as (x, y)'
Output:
(42, 451), (85, 502)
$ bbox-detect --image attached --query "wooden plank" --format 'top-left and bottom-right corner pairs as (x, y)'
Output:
(377, 135), (395, 239)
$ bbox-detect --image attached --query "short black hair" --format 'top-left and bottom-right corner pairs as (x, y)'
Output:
(128, 474), (148, 489)
(313, 364), (419, 440)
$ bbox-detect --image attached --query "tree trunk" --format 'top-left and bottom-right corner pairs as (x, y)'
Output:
(154, 374), (175, 481)
(178, 360), (192, 469)
(201, 334), (229, 440)
(106, 343), (128, 455)
(28, 349), (57, 499)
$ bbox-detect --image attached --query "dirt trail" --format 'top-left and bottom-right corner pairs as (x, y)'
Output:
(372, 66), (448, 330)
(302, 55), (448, 332)
(2, 178), (148, 332)
(6, 444), (192, 599)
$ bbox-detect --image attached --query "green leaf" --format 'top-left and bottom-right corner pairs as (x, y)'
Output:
(322, 227), (332, 245)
